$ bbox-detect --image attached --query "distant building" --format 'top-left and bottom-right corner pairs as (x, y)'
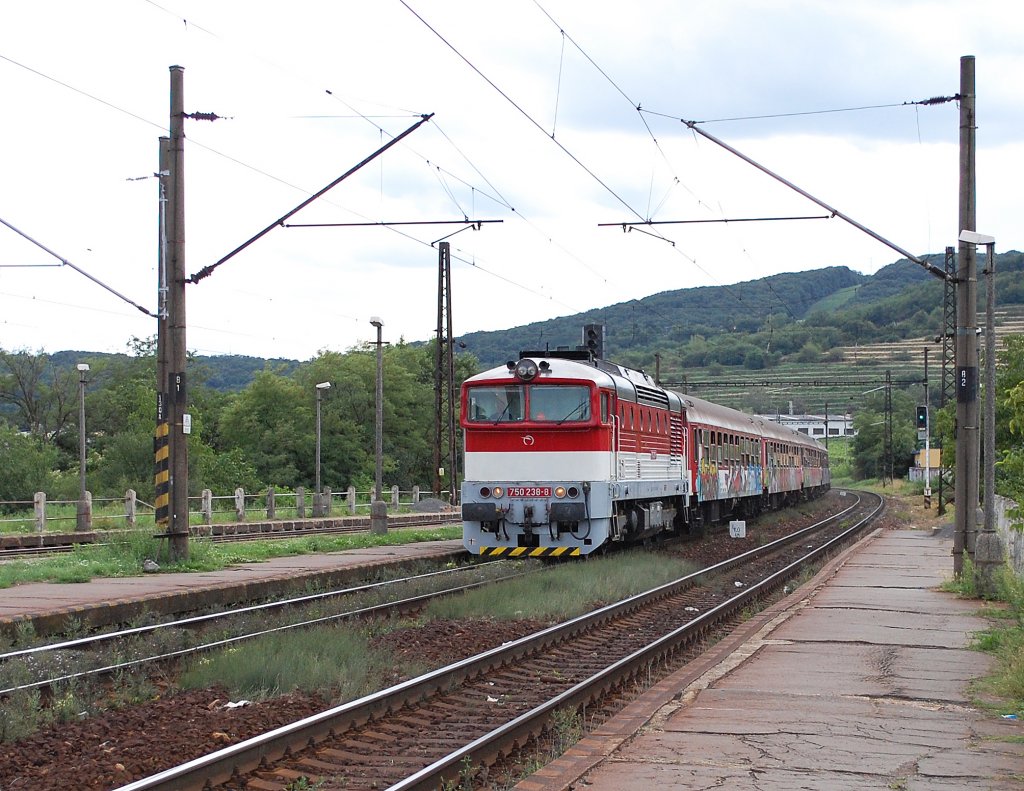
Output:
(757, 413), (856, 439)
(908, 448), (942, 483)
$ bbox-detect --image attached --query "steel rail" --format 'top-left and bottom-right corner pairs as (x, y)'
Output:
(391, 491), (884, 790)
(0, 564), (533, 697)
(112, 491), (877, 791)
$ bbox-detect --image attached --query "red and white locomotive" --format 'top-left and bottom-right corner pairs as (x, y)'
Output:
(460, 335), (828, 557)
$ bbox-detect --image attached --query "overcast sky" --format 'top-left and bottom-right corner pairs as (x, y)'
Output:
(2, 1), (1021, 360)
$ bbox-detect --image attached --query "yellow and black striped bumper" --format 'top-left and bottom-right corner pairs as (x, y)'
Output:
(477, 546), (582, 558)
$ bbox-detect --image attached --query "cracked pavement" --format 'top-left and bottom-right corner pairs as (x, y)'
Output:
(519, 530), (1024, 790)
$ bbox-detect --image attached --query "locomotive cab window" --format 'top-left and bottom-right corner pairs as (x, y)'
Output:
(467, 385), (525, 423)
(529, 385), (591, 422)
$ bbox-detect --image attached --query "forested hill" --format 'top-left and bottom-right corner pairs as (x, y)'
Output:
(25, 251), (1024, 389)
(464, 250), (1024, 375)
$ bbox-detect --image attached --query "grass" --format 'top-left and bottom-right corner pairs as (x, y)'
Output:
(174, 551), (697, 704)
(178, 626), (390, 700)
(943, 557), (1024, 717)
(0, 525), (462, 589)
(424, 550), (698, 622)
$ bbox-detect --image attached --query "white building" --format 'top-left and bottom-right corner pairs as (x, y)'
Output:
(757, 413), (856, 439)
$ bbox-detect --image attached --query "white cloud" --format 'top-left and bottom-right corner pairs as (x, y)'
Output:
(1, 0), (1021, 359)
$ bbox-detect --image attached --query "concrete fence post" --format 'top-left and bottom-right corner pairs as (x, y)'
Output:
(296, 487), (306, 519)
(391, 485), (399, 510)
(323, 486), (332, 517)
(81, 491), (92, 530)
(266, 486), (276, 520)
(34, 491), (45, 533)
(202, 489), (213, 525)
(234, 487), (245, 521)
(348, 486), (356, 515)
(371, 499), (388, 535)
(125, 489), (137, 528)
(413, 485), (420, 504)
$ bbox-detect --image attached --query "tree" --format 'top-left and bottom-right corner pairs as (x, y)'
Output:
(218, 370), (308, 488)
(995, 335), (1024, 503)
(851, 390), (917, 480)
(0, 349), (78, 447)
(0, 423), (57, 508)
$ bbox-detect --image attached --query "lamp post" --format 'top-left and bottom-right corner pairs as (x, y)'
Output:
(314, 381), (331, 516)
(76, 363), (90, 531)
(959, 230), (1001, 594)
(370, 317), (384, 505)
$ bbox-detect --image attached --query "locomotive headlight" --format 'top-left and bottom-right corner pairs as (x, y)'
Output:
(480, 486), (491, 498)
(492, 486), (504, 498)
(554, 486), (566, 498)
(567, 485), (580, 498)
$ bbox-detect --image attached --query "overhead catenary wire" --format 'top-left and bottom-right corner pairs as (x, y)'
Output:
(671, 117), (948, 281)
(1, 45), (580, 329)
(0, 216), (156, 317)
(188, 113), (435, 284)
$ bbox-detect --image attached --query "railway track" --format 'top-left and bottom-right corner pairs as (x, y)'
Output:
(113, 490), (883, 791)
(0, 559), (524, 699)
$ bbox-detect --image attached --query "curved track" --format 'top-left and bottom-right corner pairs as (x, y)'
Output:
(113, 490), (883, 791)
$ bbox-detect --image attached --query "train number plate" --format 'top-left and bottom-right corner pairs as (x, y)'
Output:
(507, 486), (551, 498)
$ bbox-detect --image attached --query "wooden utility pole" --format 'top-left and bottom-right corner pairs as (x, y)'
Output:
(953, 55), (978, 576)
(166, 65), (189, 562)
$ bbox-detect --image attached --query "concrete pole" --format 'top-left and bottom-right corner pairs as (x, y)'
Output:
(953, 55), (978, 577)
(923, 348), (931, 509)
(983, 243), (996, 532)
(975, 241), (1002, 596)
(168, 65), (189, 562)
(315, 386), (323, 517)
(370, 317), (384, 508)
(76, 363), (90, 531)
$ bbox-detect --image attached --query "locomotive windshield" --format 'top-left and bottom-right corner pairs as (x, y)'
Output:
(529, 385), (591, 422)
(465, 383), (592, 424)
(467, 385), (525, 422)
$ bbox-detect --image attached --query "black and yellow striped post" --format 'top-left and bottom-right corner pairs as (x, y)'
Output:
(154, 420), (170, 528)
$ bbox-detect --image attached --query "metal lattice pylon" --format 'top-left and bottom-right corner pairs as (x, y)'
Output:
(433, 242), (459, 504)
(937, 246), (957, 515)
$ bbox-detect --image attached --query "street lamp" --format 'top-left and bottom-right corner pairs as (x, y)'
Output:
(370, 317), (384, 504)
(76, 363), (90, 531)
(959, 230), (1000, 593)
(314, 381), (331, 516)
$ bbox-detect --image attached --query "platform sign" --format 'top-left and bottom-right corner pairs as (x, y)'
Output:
(957, 366), (977, 402)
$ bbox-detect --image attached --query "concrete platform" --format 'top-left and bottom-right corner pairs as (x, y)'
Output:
(518, 530), (1024, 790)
(0, 539), (465, 637)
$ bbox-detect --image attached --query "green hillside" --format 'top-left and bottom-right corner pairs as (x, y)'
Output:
(458, 250), (1024, 417)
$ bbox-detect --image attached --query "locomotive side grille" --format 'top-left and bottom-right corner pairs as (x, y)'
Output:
(635, 384), (669, 409)
(670, 415), (684, 460)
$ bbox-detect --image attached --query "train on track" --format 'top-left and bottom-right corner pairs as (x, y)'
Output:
(460, 329), (829, 557)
